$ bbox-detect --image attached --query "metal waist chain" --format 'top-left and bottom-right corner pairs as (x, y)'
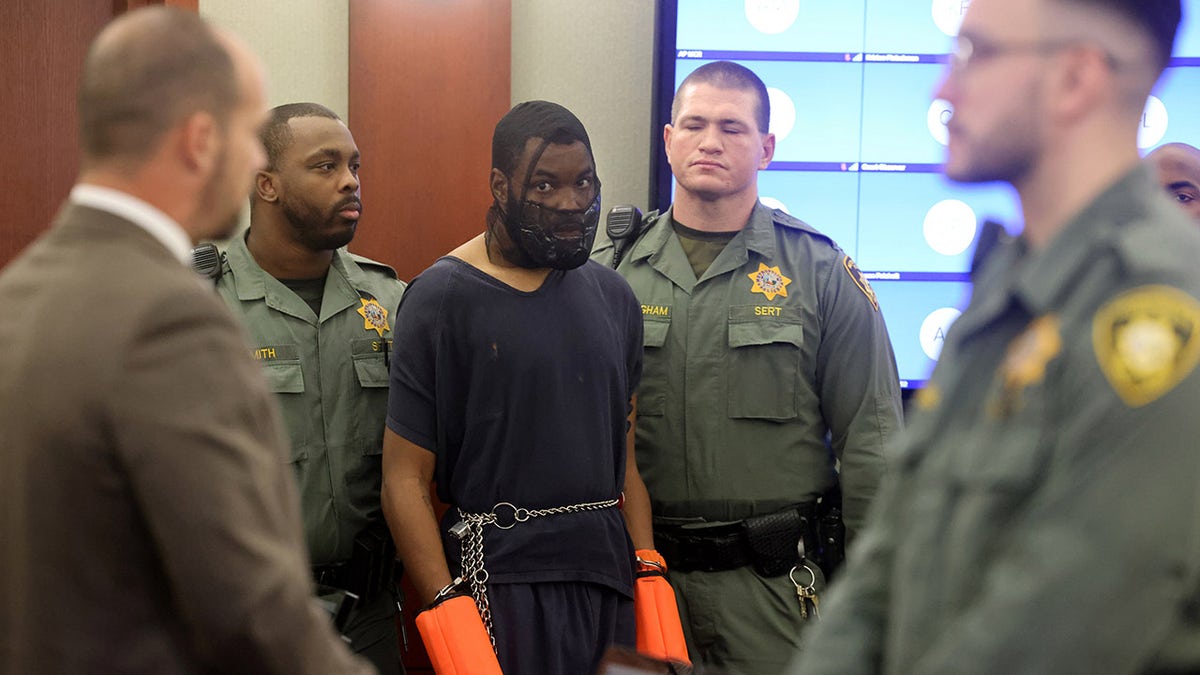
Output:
(451, 497), (621, 647)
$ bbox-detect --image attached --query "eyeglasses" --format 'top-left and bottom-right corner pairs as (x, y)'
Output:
(948, 35), (1118, 73)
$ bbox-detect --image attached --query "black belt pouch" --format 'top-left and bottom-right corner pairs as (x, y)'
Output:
(742, 509), (806, 577)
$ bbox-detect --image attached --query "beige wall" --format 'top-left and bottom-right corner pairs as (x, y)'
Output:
(199, 0), (349, 118)
(512, 0), (657, 212)
(197, 0), (349, 234)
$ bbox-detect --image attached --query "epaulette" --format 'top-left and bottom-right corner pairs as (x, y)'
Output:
(348, 251), (399, 280)
(768, 208), (836, 246)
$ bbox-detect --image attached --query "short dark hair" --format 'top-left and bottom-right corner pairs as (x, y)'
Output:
(260, 102), (342, 171)
(78, 7), (238, 164)
(672, 61), (770, 133)
(1057, 0), (1180, 70)
(491, 100), (593, 177)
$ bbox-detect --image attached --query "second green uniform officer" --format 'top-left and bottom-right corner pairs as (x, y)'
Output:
(594, 61), (904, 674)
(215, 102), (407, 674)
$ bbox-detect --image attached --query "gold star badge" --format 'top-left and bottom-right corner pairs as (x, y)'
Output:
(1093, 285), (1200, 407)
(357, 298), (390, 337)
(915, 383), (941, 411)
(748, 263), (791, 301)
(990, 314), (1062, 417)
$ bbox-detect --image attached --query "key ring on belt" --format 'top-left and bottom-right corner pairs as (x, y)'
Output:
(451, 497), (621, 649)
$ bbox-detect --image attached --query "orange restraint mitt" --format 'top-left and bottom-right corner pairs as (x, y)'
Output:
(414, 589), (502, 675)
(634, 549), (691, 666)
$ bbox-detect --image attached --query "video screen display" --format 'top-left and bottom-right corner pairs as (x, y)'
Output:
(659, 0), (1200, 388)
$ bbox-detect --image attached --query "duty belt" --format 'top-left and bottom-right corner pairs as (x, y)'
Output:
(653, 502), (817, 577)
(311, 522), (399, 599)
(449, 497), (621, 648)
(312, 562), (356, 590)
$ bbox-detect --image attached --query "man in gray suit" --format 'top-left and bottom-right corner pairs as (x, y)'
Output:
(0, 7), (372, 674)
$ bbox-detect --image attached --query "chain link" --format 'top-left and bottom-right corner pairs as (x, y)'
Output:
(454, 497), (621, 650)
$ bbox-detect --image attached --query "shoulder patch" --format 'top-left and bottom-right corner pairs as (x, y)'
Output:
(1093, 285), (1200, 407)
(843, 256), (879, 311)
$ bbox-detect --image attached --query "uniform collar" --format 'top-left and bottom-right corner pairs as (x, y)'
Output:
(1013, 165), (1153, 316)
(625, 201), (775, 292)
(953, 165), (1154, 339)
(225, 233), (362, 323)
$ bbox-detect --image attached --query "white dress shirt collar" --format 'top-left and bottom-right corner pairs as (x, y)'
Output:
(69, 184), (193, 266)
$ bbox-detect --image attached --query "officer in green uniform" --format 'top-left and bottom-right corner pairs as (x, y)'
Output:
(594, 61), (903, 674)
(791, 1), (1200, 673)
(215, 103), (406, 674)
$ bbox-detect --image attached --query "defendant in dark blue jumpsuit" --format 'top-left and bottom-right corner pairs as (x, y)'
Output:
(382, 101), (658, 674)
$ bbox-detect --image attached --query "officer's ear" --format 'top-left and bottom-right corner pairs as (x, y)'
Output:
(489, 168), (508, 204)
(256, 170), (279, 204)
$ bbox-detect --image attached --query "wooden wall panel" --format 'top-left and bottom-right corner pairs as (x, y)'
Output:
(114, 0), (198, 11)
(0, 0), (202, 270)
(0, 1), (113, 268)
(349, 0), (512, 283)
(350, 4), (511, 670)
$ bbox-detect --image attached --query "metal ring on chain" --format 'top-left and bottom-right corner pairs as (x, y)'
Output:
(454, 497), (622, 652)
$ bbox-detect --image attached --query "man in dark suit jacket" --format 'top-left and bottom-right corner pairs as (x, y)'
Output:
(0, 8), (372, 674)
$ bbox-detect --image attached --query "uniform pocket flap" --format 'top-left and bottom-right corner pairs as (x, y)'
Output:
(728, 318), (803, 349)
(643, 316), (670, 348)
(352, 354), (390, 388)
(262, 361), (304, 394)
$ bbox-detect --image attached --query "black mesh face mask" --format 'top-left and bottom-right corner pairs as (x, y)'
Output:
(495, 137), (601, 271)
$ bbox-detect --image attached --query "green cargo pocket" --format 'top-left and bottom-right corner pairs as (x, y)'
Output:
(638, 316), (670, 416)
(262, 359), (304, 394)
(727, 316), (803, 420)
(352, 353), (390, 388)
(351, 352), (389, 457)
(260, 360), (309, 462)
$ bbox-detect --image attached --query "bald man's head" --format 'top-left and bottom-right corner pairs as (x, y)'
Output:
(1147, 142), (1200, 222)
(78, 7), (239, 169)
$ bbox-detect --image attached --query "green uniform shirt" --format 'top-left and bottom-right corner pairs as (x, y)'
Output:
(795, 167), (1200, 675)
(594, 202), (903, 530)
(217, 236), (406, 565)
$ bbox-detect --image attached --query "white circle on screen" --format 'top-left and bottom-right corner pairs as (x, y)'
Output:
(931, 0), (969, 37)
(744, 0), (800, 35)
(768, 87), (796, 141)
(927, 99), (953, 146)
(760, 196), (791, 214)
(1137, 95), (1168, 150)
(923, 199), (977, 256)
(920, 307), (962, 360)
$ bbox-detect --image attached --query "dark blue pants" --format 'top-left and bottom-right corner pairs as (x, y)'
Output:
(488, 581), (635, 674)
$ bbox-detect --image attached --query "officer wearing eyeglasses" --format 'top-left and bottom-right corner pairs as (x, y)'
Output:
(791, 1), (1200, 673)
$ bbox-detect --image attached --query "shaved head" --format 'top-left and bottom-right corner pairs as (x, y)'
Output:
(1147, 142), (1200, 222)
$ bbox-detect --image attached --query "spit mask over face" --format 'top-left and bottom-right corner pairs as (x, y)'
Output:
(488, 101), (601, 270)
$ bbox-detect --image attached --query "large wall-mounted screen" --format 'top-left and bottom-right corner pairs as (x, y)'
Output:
(655, 0), (1200, 388)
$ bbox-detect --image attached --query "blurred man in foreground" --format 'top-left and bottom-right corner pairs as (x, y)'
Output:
(0, 8), (372, 674)
(792, 1), (1200, 673)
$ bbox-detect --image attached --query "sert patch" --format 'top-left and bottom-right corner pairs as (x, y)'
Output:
(747, 263), (791, 301)
(1093, 285), (1200, 407)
